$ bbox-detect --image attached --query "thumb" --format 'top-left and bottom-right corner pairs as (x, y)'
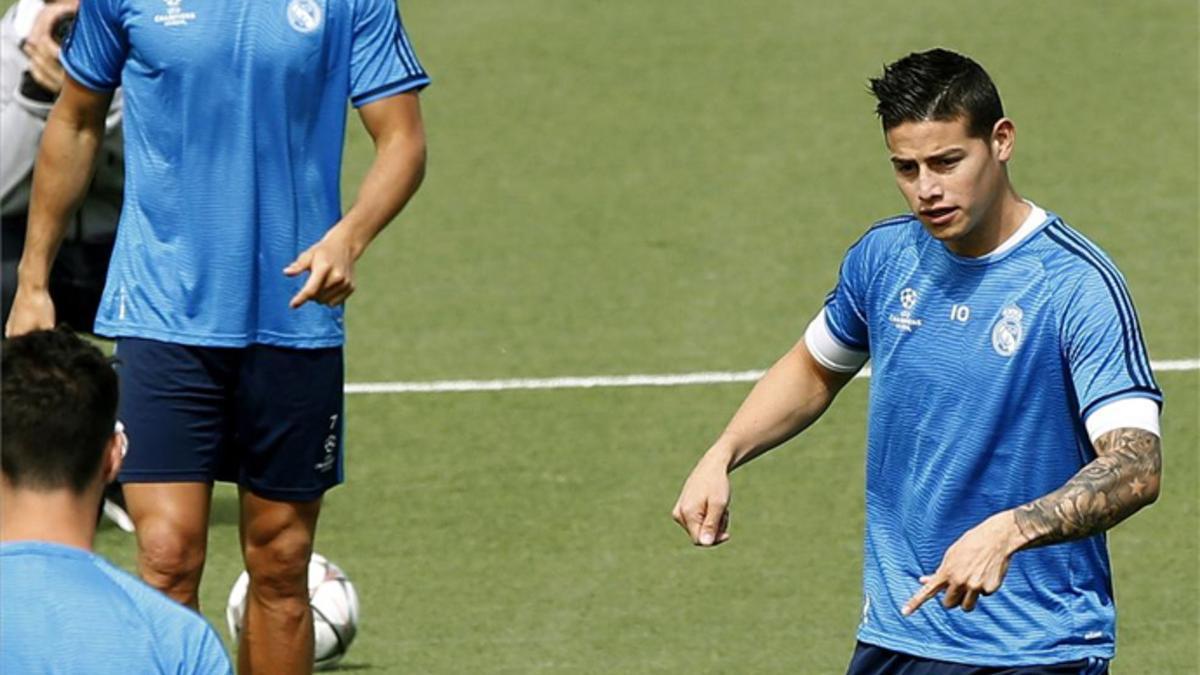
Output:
(698, 498), (726, 546)
(284, 247), (316, 276)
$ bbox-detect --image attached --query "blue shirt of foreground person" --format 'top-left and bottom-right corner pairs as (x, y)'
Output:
(0, 328), (231, 675)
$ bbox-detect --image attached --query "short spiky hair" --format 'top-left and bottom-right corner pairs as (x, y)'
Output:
(2, 329), (118, 493)
(869, 48), (1004, 139)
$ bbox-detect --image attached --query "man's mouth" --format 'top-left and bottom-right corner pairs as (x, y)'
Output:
(920, 206), (958, 226)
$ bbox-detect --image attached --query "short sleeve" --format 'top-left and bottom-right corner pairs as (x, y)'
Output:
(349, 0), (430, 107)
(1060, 263), (1162, 422)
(60, 0), (127, 91)
(821, 239), (872, 352)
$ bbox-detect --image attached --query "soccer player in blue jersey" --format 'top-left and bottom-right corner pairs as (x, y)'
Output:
(1, 329), (231, 674)
(672, 49), (1161, 674)
(5, 0), (429, 673)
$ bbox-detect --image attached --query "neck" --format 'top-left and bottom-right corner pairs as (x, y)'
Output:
(0, 483), (101, 551)
(950, 186), (1030, 258)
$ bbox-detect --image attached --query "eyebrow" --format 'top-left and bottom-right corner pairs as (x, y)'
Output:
(889, 148), (966, 163)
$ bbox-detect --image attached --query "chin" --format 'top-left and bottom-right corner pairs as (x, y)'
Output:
(919, 220), (959, 241)
(920, 213), (971, 243)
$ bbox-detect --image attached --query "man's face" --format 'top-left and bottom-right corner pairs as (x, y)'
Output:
(884, 116), (1012, 255)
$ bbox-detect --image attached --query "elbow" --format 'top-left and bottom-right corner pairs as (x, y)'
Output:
(1142, 471), (1161, 506)
(410, 139), (427, 185)
(1144, 441), (1163, 506)
(1135, 451), (1162, 509)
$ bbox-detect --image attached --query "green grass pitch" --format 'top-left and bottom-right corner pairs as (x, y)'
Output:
(72, 0), (1200, 672)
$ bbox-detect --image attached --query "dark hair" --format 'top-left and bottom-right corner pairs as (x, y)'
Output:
(1, 329), (118, 493)
(869, 48), (1004, 138)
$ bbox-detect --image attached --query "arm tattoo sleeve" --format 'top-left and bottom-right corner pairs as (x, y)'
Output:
(1013, 427), (1162, 549)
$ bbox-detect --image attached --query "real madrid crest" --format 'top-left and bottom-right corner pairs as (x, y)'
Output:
(287, 0), (322, 34)
(991, 305), (1024, 357)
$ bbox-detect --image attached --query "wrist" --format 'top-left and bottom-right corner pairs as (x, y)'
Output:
(15, 263), (51, 292)
(705, 437), (742, 472)
(328, 220), (372, 261)
(994, 509), (1032, 555)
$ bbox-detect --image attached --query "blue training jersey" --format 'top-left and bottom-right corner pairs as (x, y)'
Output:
(822, 208), (1161, 665)
(0, 541), (232, 674)
(61, 0), (430, 347)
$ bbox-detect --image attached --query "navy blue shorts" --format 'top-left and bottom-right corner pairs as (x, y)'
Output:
(847, 642), (1109, 675)
(114, 337), (344, 502)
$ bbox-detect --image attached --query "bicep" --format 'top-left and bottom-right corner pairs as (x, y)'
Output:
(357, 91), (424, 146)
(792, 335), (857, 401)
(1090, 425), (1162, 501)
(52, 75), (115, 132)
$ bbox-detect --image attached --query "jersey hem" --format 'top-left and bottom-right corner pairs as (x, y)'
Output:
(1081, 386), (1164, 421)
(119, 470), (214, 483)
(352, 74), (430, 107)
(855, 629), (1114, 667)
(822, 311), (868, 352)
(242, 480), (342, 503)
(95, 322), (344, 349)
(118, 472), (343, 501)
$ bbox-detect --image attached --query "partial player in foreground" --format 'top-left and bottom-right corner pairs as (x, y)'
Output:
(5, 0), (430, 673)
(672, 49), (1161, 674)
(1, 0), (132, 532)
(0, 328), (231, 674)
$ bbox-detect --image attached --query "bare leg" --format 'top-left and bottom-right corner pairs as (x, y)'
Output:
(238, 488), (321, 675)
(123, 482), (212, 609)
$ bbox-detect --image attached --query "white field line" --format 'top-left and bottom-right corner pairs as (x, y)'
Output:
(344, 358), (1199, 395)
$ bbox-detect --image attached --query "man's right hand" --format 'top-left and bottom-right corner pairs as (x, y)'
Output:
(5, 287), (56, 336)
(671, 451), (733, 547)
(21, 1), (79, 96)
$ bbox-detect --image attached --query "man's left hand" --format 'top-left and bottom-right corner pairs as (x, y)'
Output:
(284, 225), (360, 308)
(902, 510), (1022, 616)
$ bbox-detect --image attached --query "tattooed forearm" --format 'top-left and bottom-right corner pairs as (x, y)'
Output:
(1013, 427), (1161, 549)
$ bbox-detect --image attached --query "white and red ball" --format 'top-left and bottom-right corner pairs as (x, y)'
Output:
(226, 552), (360, 670)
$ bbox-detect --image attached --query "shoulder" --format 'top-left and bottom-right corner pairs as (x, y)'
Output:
(838, 213), (924, 272)
(851, 213), (924, 255)
(1030, 215), (1132, 298)
(94, 557), (226, 650)
(350, 0), (391, 20)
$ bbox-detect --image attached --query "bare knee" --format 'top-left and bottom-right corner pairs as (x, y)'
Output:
(244, 527), (313, 610)
(136, 518), (206, 602)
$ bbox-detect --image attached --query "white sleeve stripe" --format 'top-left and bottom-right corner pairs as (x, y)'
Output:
(1084, 396), (1161, 441)
(804, 308), (869, 373)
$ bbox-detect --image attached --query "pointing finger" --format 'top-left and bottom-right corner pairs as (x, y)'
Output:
(290, 262), (330, 309)
(902, 574), (946, 617)
(284, 247), (316, 276)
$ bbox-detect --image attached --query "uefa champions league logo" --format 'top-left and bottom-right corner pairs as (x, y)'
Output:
(991, 305), (1024, 356)
(287, 0), (323, 34)
(889, 287), (923, 333)
(153, 0), (196, 27)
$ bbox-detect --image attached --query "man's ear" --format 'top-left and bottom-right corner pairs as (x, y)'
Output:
(101, 423), (127, 484)
(991, 117), (1016, 162)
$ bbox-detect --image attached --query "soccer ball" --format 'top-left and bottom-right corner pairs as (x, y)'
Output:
(226, 552), (360, 670)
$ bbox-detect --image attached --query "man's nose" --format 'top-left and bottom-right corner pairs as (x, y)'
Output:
(917, 169), (943, 202)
